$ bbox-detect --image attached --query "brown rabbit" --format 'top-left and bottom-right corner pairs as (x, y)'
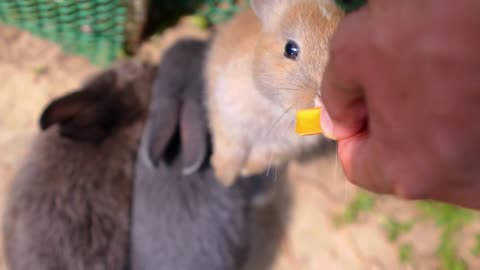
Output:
(3, 60), (155, 270)
(205, 0), (343, 186)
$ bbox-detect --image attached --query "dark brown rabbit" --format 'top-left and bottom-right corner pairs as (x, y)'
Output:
(3, 60), (156, 270)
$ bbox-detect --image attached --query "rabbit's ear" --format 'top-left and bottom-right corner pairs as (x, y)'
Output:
(40, 90), (92, 130)
(39, 89), (113, 143)
(180, 86), (209, 175)
(143, 56), (193, 166)
(40, 71), (141, 143)
(251, 0), (288, 25)
(144, 98), (181, 166)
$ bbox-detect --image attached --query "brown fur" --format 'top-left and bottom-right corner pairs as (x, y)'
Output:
(206, 0), (343, 185)
(3, 60), (155, 270)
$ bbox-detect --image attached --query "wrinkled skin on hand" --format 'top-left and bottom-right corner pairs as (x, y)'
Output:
(321, 0), (480, 209)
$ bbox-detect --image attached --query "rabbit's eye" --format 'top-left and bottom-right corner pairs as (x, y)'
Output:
(284, 40), (300, 60)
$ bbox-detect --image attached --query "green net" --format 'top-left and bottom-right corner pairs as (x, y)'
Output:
(199, 0), (243, 24)
(0, 0), (243, 66)
(0, 0), (144, 66)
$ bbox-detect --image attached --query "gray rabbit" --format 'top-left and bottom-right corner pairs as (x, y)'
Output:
(129, 39), (271, 270)
(3, 60), (156, 270)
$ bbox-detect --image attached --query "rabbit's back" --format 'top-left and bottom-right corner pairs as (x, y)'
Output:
(131, 160), (249, 270)
(4, 125), (139, 270)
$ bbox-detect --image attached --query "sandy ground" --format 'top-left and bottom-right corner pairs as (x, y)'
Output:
(1, 20), (479, 270)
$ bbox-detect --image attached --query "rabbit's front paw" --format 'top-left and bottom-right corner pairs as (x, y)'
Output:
(240, 159), (270, 177)
(211, 153), (243, 187)
(241, 147), (287, 177)
(241, 152), (283, 177)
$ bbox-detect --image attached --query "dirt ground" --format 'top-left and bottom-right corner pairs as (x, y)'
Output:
(1, 20), (480, 270)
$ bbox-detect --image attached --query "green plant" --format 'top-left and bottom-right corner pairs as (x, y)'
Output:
(334, 0), (366, 13)
(335, 191), (375, 226)
(437, 230), (468, 270)
(417, 201), (476, 270)
(188, 15), (210, 29)
(417, 202), (475, 231)
(471, 234), (480, 257)
(33, 66), (48, 76)
(399, 243), (413, 264)
(383, 218), (414, 242)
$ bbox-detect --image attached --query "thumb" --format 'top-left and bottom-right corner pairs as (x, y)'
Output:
(338, 135), (393, 194)
(320, 60), (367, 140)
(320, 7), (372, 140)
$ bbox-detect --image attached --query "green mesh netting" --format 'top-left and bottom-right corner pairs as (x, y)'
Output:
(200, 0), (243, 24)
(0, 0), (144, 66)
(0, 0), (243, 66)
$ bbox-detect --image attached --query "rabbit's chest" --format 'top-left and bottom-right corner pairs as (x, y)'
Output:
(211, 61), (321, 152)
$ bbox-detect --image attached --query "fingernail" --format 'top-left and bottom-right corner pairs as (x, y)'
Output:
(320, 107), (336, 140)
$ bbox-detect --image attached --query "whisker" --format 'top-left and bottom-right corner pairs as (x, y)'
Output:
(279, 66), (305, 83)
(274, 167), (278, 183)
(274, 87), (302, 92)
(300, 68), (311, 83)
(266, 150), (274, 176)
(264, 104), (295, 138)
(286, 118), (296, 144)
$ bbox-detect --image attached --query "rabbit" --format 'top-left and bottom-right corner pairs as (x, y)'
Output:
(3, 60), (156, 270)
(205, 0), (343, 186)
(129, 39), (262, 270)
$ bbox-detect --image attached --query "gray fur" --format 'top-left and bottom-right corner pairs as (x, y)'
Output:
(129, 39), (257, 270)
(3, 60), (156, 270)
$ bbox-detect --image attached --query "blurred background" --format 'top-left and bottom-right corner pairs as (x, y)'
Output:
(1, 1), (480, 269)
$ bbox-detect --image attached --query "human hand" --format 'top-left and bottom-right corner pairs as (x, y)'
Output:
(321, 0), (480, 209)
